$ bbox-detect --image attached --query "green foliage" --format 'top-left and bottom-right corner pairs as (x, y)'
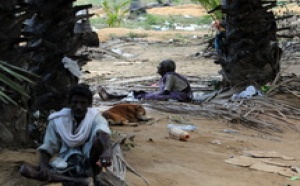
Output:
(172, 0), (181, 4)
(75, 0), (104, 6)
(76, 0), (193, 6)
(102, 0), (130, 27)
(190, 0), (222, 20)
(0, 60), (37, 105)
(78, 0), (214, 38)
(145, 14), (166, 25)
(77, 0), (214, 30)
(198, 14), (213, 24)
(123, 14), (212, 30)
(90, 17), (107, 28)
(127, 32), (148, 38)
(108, 33), (118, 38)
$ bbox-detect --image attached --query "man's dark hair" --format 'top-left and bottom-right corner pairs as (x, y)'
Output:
(68, 84), (93, 104)
(160, 59), (176, 72)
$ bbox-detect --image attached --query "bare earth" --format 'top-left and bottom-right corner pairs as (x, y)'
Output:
(1, 4), (300, 186)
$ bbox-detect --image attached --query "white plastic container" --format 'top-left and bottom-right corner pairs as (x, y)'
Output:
(169, 127), (190, 141)
(167, 124), (197, 131)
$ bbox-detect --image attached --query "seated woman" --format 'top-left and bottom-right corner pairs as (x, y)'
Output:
(99, 59), (192, 102)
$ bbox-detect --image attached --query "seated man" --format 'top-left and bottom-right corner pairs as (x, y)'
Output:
(99, 59), (192, 102)
(19, 84), (112, 186)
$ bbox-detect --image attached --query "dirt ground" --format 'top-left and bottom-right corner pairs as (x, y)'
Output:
(1, 4), (300, 186)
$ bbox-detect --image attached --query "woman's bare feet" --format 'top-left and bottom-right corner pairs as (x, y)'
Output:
(98, 87), (128, 101)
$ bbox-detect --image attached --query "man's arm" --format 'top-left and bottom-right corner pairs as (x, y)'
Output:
(36, 120), (60, 180)
(39, 150), (51, 167)
(96, 131), (112, 167)
(161, 74), (174, 94)
(38, 120), (61, 155)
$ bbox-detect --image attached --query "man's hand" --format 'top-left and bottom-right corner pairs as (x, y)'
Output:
(98, 149), (112, 167)
(38, 164), (50, 181)
(96, 131), (112, 168)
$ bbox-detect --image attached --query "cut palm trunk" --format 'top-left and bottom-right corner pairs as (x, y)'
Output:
(212, 0), (290, 86)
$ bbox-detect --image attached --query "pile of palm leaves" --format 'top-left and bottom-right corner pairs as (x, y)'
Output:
(267, 74), (300, 97)
(97, 132), (149, 186)
(142, 76), (300, 132)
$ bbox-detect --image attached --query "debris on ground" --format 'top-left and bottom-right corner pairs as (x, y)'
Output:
(225, 151), (300, 178)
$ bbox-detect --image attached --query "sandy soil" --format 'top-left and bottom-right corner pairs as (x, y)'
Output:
(1, 4), (300, 186)
(109, 111), (300, 186)
(146, 4), (207, 17)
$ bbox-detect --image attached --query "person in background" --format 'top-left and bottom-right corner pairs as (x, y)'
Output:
(212, 19), (226, 56)
(19, 84), (112, 186)
(99, 59), (192, 102)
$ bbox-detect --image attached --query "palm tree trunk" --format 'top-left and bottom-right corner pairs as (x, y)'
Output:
(217, 0), (283, 86)
(0, 1), (95, 147)
(0, 1), (33, 146)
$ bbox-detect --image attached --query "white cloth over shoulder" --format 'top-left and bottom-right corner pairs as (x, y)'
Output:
(48, 108), (97, 148)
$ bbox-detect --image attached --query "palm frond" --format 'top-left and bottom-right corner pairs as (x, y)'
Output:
(191, 0), (222, 19)
(0, 61), (39, 78)
(102, 0), (130, 27)
(0, 62), (36, 84)
(0, 60), (37, 105)
(0, 90), (17, 105)
(0, 73), (30, 97)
